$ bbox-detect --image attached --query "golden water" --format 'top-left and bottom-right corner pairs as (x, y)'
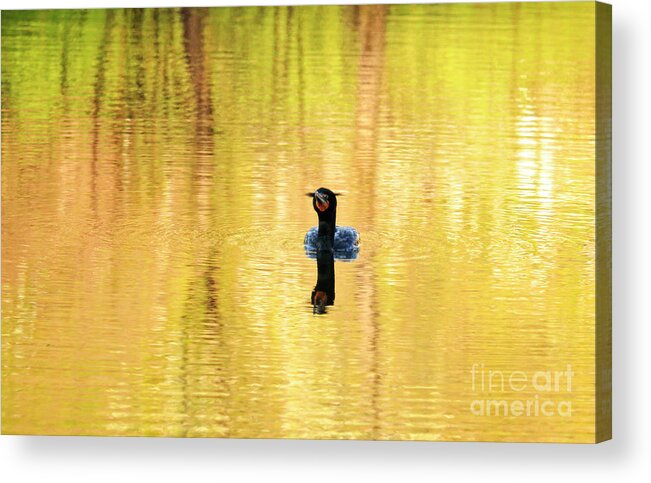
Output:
(2, 3), (597, 441)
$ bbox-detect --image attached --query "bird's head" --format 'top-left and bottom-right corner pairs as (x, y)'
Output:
(306, 187), (338, 214)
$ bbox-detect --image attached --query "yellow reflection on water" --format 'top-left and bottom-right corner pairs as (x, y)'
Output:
(2, 3), (596, 441)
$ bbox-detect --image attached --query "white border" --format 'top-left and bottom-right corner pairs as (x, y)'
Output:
(1, 0), (649, 481)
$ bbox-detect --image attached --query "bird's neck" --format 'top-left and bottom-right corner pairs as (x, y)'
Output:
(317, 210), (336, 240)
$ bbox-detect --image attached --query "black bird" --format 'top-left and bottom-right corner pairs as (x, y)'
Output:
(304, 187), (360, 256)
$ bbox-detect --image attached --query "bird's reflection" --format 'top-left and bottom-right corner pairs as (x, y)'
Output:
(311, 249), (335, 315)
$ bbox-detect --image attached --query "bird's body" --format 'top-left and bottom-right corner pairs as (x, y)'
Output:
(304, 226), (360, 254)
(304, 188), (360, 259)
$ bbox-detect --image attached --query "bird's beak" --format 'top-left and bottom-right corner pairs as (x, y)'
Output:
(315, 191), (329, 212)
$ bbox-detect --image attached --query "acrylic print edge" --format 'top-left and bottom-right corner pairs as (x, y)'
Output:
(595, 0), (612, 444)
